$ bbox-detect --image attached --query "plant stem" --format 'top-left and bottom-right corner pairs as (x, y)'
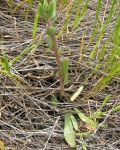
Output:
(47, 18), (64, 96)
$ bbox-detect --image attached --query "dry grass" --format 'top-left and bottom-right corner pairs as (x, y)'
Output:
(0, 0), (120, 149)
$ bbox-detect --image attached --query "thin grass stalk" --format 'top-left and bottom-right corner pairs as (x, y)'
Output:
(9, 0), (13, 15)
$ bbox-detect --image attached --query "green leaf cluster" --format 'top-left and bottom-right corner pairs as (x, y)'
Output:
(64, 110), (93, 148)
(38, 0), (56, 20)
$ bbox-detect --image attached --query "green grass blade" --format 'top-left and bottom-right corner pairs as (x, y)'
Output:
(74, 108), (97, 131)
(114, 10), (120, 46)
(28, 0), (32, 7)
(57, 0), (82, 39)
(71, 0), (82, 28)
(56, 18), (69, 39)
(98, 43), (108, 60)
(70, 0), (80, 14)
(10, 44), (37, 64)
(92, 95), (111, 118)
(91, 104), (120, 119)
(92, 61), (120, 93)
(9, 0), (13, 6)
(107, 47), (120, 70)
(101, 105), (120, 116)
(32, 10), (39, 39)
(86, 22), (101, 49)
(60, 0), (69, 5)
(9, 0), (13, 14)
(109, 105), (120, 113)
(90, 0), (116, 57)
(72, 0), (89, 30)
(95, 0), (102, 22)
(0, 69), (9, 75)
(0, 58), (4, 67)
(2, 50), (10, 74)
(98, 95), (111, 111)
(80, 136), (87, 150)
(107, 12), (120, 68)
(57, 0), (78, 39)
(76, 131), (91, 136)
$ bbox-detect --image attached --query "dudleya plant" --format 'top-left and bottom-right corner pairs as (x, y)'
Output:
(37, 0), (69, 96)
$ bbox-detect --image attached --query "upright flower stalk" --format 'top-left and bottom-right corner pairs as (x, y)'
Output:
(38, 0), (65, 96)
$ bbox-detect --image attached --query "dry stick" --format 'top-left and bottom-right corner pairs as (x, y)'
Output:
(47, 18), (64, 96)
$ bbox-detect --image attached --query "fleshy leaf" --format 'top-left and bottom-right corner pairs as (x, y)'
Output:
(62, 58), (69, 85)
(47, 35), (53, 50)
(70, 114), (79, 131)
(38, 2), (44, 17)
(46, 26), (56, 35)
(51, 0), (56, 19)
(47, 0), (55, 18)
(43, 0), (48, 13)
(64, 112), (76, 148)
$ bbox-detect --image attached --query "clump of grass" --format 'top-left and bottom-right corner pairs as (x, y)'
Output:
(0, 50), (30, 91)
